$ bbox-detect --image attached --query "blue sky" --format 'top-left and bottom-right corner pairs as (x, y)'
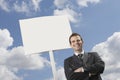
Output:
(0, 0), (120, 80)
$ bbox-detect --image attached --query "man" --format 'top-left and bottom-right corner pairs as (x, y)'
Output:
(64, 33), (105, 80)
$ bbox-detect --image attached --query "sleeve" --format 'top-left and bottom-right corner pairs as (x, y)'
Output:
(64, 59), (74, 80)
(84, 52), (105, 74)
(64, 58), (89, 80)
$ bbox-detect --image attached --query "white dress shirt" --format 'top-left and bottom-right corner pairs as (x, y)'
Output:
(74, 50), (84, 56)
(74, 49), (85, 72)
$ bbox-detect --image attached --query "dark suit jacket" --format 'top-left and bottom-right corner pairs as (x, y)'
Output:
(64, 52), (105, 80)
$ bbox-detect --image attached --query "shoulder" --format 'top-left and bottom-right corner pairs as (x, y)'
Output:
(87, 52), (100, 57)
(64, 56), (73, 63)
(87, 52), (101, 58)
(87, 52), (98, 55)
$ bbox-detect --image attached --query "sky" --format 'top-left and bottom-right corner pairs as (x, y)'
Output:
(0, 0), (120, 80)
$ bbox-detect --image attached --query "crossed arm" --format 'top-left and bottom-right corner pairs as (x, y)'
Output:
(64, 52), (105, 80)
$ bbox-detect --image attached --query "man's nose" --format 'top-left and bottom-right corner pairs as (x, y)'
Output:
(75, 41), (79, 44)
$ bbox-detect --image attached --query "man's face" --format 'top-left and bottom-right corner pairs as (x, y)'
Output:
(70, 35), (83, 52)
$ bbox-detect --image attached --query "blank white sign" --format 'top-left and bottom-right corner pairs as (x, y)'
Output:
(19, 15), (72, 55)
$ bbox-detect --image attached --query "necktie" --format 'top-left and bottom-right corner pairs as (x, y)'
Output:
(78, 54), (83, 59)
(78, 54), (83, 66)
(78, 54), (83, 58)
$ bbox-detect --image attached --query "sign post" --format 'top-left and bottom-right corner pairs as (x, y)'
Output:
(19, 15), (72, 80)
(49, 50), (57, 80)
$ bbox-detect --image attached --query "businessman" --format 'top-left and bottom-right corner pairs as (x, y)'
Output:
(64, 33), (105, 80)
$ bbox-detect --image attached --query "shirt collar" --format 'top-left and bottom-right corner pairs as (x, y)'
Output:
(74, 50), (84, 56)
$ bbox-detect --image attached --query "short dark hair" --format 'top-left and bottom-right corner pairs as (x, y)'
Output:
(69, 33), (83, 44)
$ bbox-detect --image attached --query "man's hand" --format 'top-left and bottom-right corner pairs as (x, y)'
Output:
(74, 67), (84, 72)
(89, 73), (91, 77)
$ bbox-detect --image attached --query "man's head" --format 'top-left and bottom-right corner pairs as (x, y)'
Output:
(69, 33), (83, 53)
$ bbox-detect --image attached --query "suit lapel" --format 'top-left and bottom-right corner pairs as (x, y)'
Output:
(73, 55), (79, 63)
(72, 52), (89, 64)
(83, 52), (89, 64)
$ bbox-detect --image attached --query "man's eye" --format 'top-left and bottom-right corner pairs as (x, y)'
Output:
(77, 40), (80, 42)
(72, 41), (75, 43)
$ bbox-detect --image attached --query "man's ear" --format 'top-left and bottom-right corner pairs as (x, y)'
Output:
(70, 44), (73, 48)
(69, 44), (72, 47)
(82, 41), (84, 44)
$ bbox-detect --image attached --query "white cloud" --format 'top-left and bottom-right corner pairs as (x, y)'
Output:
(0, 0), (10, 12)
(13, 1), (30, 14)
(0, 47), (9, 65)
(57, 67), (66, 80)
(53, 0), (101, 25)
(45, 67), (66, 80)
(54, 0), (101, 8)
(102, 72), (120, 80)
(0, 29), (50, 80)
(0, 0), (42, 15)
(13, 0), (42, 14)
(77, 0), (100, 7)
(31, 0), (42, 11)
(0, 29), (13, 49)
(54, 0), (68, 9)
(0, 65), (21, 80)
(92, 32), (120, 80)
(13, 0), (42, 16)
(6, 46), (50, 70)
(54, 8), (82, 23)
